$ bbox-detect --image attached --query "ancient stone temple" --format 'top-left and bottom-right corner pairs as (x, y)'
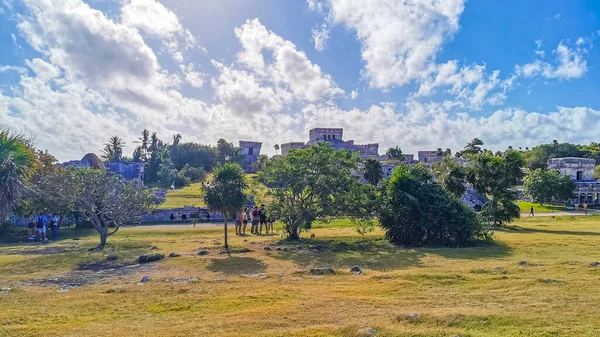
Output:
(547, 157), (600, 205)
(62, 153), (145, 187)
(239, 141), (262, 173)
(418, 151), (443, 167)
(280, 128), (379, 158)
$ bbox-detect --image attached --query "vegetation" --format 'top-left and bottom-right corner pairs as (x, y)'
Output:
(0, 130), (36, 221)
(101, 136), (125, 162)
(431, 156), (468, 197)
(385, 146), (404, 161)
(379, 164), (489, 246)
(362, 158), (383, 185)
(523, 169), (576, 205)
(262, 143), (364, 240)
(27, 168), (79, 226)
(517, 200), (566, 213)
(203, 163), (248, 248)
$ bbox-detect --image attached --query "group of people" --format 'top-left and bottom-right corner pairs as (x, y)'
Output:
(235, 204), (272, 235)
(27, 213), (59, 243)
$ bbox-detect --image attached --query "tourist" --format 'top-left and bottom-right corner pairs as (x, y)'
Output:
(50, 213), (59, 238)
(170, 213), (175, 222)
(251, 206), (260, 234)
(529, 206), (534, 217)
(259, 204), (268, 234)
(242, 207), (248, 235)
(170, 182), (175, 192)
(27, 216), (36, 241)
(584, 201), (588, 215)
(235, 209), (243, 235)
(181, 213), (187, 222)
(35, 213), (48, 243)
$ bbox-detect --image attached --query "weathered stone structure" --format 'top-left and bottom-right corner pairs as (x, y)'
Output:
(418, 151), (443, 167)
(63, 154), (145, 187)
(281, 128), (379, 158)
(239, 141), (262, 173)
(547, 157), (600, 205)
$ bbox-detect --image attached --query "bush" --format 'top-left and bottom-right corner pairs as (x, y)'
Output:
(157, 165), (190, 188)
(179, 164), (206, 182)
(379, 165), (490, 247)
(0, 222), (27, 242)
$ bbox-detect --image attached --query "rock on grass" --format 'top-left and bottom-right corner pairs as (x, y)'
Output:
(309, 268), (335, 275)
(138, 253), (164, 264)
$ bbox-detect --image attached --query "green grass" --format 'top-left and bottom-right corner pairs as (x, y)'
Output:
(2, 217), (600, 336)
(157, 182), (205, 209)
(518, 200), (567, 213)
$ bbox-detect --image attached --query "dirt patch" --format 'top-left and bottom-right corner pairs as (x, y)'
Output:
(27, 263), (153, 288)
(0, 245), (78, 255)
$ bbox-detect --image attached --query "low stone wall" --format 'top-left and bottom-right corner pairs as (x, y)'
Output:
(140, 206), (228, 223)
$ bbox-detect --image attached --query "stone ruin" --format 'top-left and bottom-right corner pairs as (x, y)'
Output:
(62, 153), (145, 187)
(239, 141), (262, 173)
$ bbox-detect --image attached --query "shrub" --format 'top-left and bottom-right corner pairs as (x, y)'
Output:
(179, 164), (206, 182)
(379, 164), (490, 247)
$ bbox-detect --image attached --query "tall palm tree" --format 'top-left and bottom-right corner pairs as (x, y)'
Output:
(102, 136), (125, 162)
(203, 163), (247, 249)
(0, 130), (36, 220)
(431, 156), (467, 197)
(362, 158), (383, 185)
(173, 133), (182, 147)
(274, 144), (280, 156)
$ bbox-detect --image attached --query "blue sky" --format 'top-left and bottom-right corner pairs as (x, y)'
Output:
(0, 0), (599, 161)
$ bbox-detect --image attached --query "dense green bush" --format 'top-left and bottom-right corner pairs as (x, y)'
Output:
(379, 164), (490, 247)
(179, 164), (206, 182)
(157, 165), (190, 188)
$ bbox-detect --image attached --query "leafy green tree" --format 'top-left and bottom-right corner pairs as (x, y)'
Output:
(203, 163), (248, 248)
(362, 158), (383, 185)
(253, 154), (269, 172)
(524, 143), (583, 170)
(0, 130), (36, 221)
(34, 149), (59, 177)
(29, 168), (79, 226)
(172, 133), (182, 147)
(595, 165), (600, 181)
(216, 139), (243, 165)
(169, 142), (216, 171)
(262, 143), (361, 240)
(72, 168), (156, 250)
(461, 138), (484, 156)
(467, 150), (524, 226)
(523, 169), (576, 205)
(102, 136), (125, 162)
(179, 164), (206, 182)
(579, 143), (600, 163)
(137, 129), (150, 161)
(132, 146), (143, 162)
(379, 164), (489, 246)
(274, 144), (280, 156)
(386, 146), (405, 161)
(431, 156), (467, 197)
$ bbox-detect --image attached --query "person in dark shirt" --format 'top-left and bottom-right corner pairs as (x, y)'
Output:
(259, 204), (268, 234)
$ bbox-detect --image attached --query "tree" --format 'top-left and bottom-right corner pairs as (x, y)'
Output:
(435, 148), (444, 157)
(102, 136), (125, 162)
(362, 158), (383, 185)
(34, 150), (59, 177)
(595, 165), (600, 181)
(431, 156), (467, 197)
(172, 133), (182, 147)
(467, 150), (524, 226)
(203, 163), (247, 249)
(0, 130), (36, 221)
(253, 154), (269, 172)
(386, 146), (405, 161)
(132, 146), (143, 162)
(72, 168), (155, 250)
(379, 164), (489, 246)
(29, 168), (78, 226)
(523, 169), (576, 205)
(461, 138), (484, 156)
(169, 142), (216, 171)
(262, 143), (361, 240)
(216, 139), (242, 165)
(524, 142), (583, 170)
(137, 129), (150, 161)
(274, 144), (280, 156)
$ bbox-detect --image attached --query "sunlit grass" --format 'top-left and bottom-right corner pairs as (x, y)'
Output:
(518, 200), (567, 213)
(2, 216), (600, 336)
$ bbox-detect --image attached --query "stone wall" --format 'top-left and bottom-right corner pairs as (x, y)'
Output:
(547, 157), (596, 182)
(105, 162), (145, 187)
(280, 142), (306, 156)
(418, 151), (443, 166)
(140, 206), (227, 222)
(309, 128), (343, 142)
(239, 141), (262, 173)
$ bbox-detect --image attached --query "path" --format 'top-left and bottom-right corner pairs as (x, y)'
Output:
(521, 209), (600, 217)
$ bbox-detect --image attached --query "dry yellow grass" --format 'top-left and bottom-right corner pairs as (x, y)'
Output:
(2, 217), (600, 336)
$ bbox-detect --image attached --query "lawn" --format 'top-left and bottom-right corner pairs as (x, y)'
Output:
(157, 174), (270, 209)
(518, 200), (567, 213)
(2, 217), (600, 336)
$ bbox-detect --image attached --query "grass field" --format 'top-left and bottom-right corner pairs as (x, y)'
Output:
(2, 217), (600, 336)
(157, 174), (270, 209)
(517, 201), (567, 213)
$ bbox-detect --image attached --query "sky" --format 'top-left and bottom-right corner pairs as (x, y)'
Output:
(0, 0), (599, 161)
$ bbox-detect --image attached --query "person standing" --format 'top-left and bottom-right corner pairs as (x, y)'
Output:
(584, 201), (588, 215)
(27, 216), (36, 241)
(529, 206), (534, 217)
(36, 213), (48, 243)
(259, 204), (268, 234)
(50, 213), (59, 238)
(251, 206), (260, 234)
(235, 209), (243, 235)
(242, 207), (248, 235)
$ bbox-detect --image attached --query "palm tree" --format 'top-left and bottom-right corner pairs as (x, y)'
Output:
(138, 129), (150, 161)
(386, 146), (404, 161)
(362, 158), (383, 185)
(274, 144), (280, 156)
(173, 133), (182, 147)
(102, 136), (125, 162)
(431, 156), (467, 197)
(0, 130), (36, 220)
(203, 163), (248, 249)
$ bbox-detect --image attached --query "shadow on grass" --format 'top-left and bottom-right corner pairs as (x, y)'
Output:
(273, 237), (512, 270)
(506, 227), (600, 237)
(207, 257), (266, 275)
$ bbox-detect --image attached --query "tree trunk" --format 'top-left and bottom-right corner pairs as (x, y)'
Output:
(223, 216), (228, 249)
(286, 223), (300, 241)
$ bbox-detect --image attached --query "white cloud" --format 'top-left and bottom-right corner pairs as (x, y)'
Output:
(307, 0), (324, 12)
(179, 63), (205, 88)
(234, 18), (344, 102)
(0, 64), (28, 74)
(350, 90), (358, 99)
(120, 0), (197, 63)
(326, 0), (466, 88)
(312, 23), (329, 51)
(25, 58), (61, 81)
(516, 40), (588, 80)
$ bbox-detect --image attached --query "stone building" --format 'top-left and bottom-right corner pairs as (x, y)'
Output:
(239, 141), (262, 173)
(418, 151), (443, 167)
(280, 128), (379, 158)
(63, 153), (145, 187)
(547, 157), (600, 205)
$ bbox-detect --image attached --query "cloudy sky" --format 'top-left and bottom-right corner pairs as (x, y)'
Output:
(0, 0), (599, 161)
